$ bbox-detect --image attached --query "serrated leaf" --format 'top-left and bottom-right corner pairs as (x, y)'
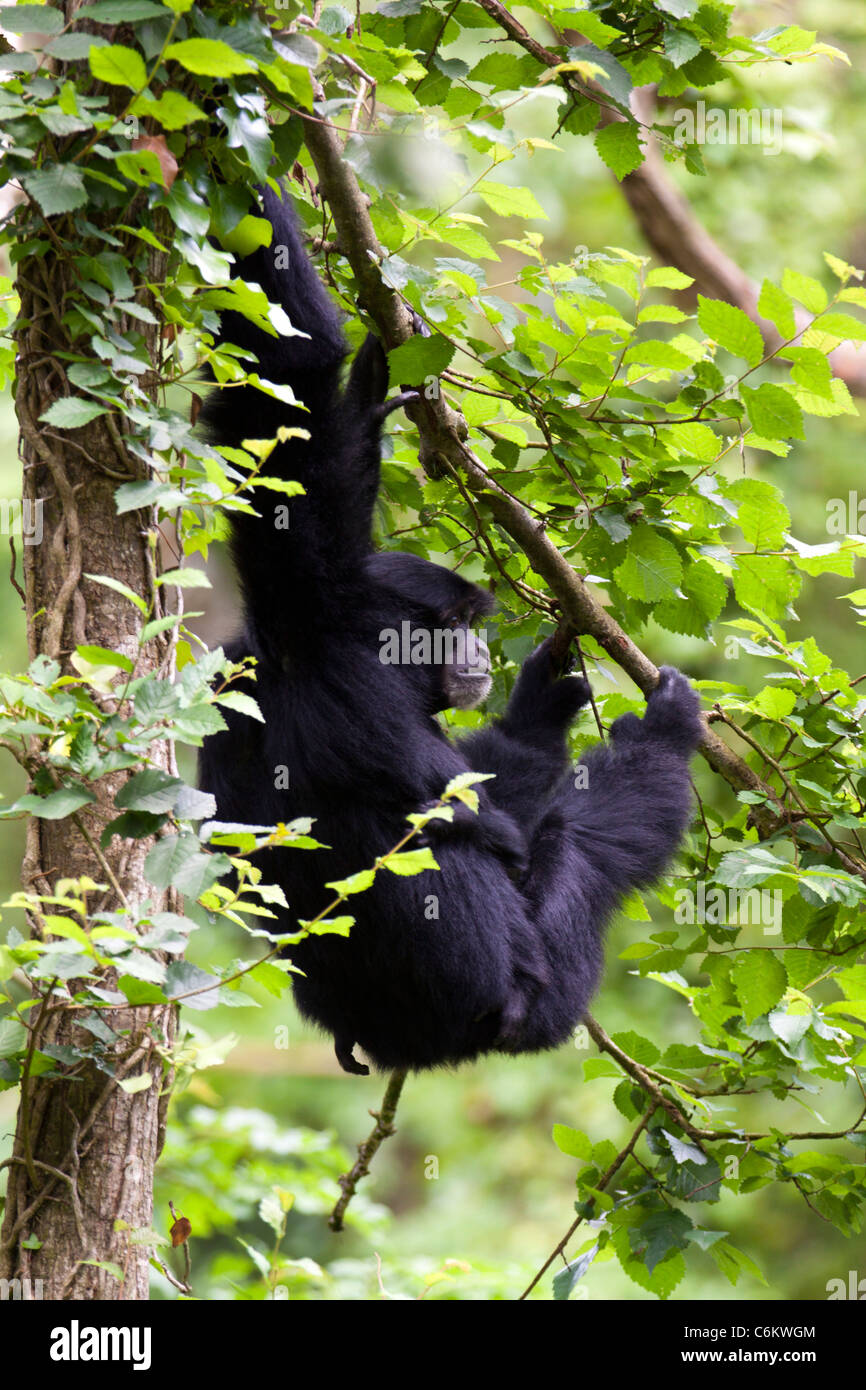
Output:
(726, 477), (791, 548)
(89, 44), (147, 89)
(594, 121), (644, 180)
(740, 383), (804, 441)
(387, 333), (454, 387)
(84, 572), (148, 613)
(613, 526), (682, 602)
(115, 770), (184, 813)
(0, 5), (64, 33)
(751, 686), (796, 720)
(552, 1124), (592, 1159)
(84, 0), (165, 18)
(781, 268), (827, 313)
(39, 396), (107, 428)
(697, 296), (763, 366)
(216, 691), (264, 722)
(476, 181), (546, 220)
(733, 554), (799, 621)
(731, 951), (787, 1022)
(645, 267), (694, 291)
(758, 279), (796, 339)
(383, 847), (439, 875)
(165, 38), (256, 77)
(22, 165), (88, 216)
(132, 90), (208, 131)
(156, 567), (210, 589)
(118, 1072), (153, 1094)
(10, 786), (96, 819)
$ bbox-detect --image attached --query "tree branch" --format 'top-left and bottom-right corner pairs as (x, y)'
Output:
(329, 1069), (408, 1232)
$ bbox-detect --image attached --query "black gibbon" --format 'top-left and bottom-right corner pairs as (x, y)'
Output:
(198, 183), (703, 1075)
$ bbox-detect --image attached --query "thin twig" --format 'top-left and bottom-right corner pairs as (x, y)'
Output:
(329, 1069), (408, 1232)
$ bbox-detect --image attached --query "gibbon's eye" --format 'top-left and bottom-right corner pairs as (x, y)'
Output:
(445, 613), (462, 628)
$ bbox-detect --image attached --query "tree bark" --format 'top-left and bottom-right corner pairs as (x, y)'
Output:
(0, 13), (178, 1300)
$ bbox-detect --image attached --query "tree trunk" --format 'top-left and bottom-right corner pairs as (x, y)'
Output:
(0, 47), (178, 1300)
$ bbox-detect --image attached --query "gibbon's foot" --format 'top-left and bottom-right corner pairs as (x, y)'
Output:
(611, 666), (703, 754)
(410, 308), (431, 339)
(379, 388), (419, 419)
(335, 1035), (370, 1076)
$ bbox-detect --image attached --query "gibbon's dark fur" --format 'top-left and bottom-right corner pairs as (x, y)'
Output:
(198, 183), (704, 1076)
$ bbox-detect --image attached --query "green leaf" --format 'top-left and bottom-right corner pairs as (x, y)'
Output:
(45, 33), (107, 58)
(165, 181), (210, 238)
(76, 644), (133, 673)
(731, 951), (787, 1022)
(118, 1072), (153, 1094)
(594, 121), (644, 180)
(156, 567), (211, 589)
(786, 346), (832, 398)
(475, 181), (546, 220)
(101, 811), (165, 846)
(711, 1240), (768, 1287)
(610, 1031), (660, 1065)
(387, 333), (454, 386)
(740, 383), (804, 441)
(84, 572), (147, 614)
(164, 960), (221, 1011)
(697, 296), (763, 366)
(552, 1124), (592, 1159)
(82, 0), (165, 19)
(751, 686), (796, 720)
(39, 396), (107, 428)
(11, 786), (96, 819)
(757, 279), (796, 339)
(726, 477), (791, 548)
(215, 691), (264, 722)
(656, 0), (697, 16)
(552, 1246), (598, 1301)
(383, 848), (439, 875)
(145, 833), (230, 897)
(781, 268), (827, 314)
(645, 267), (694, 291)
(115, 770), (184, 813)
(325, 868), (376, 896)
(165, 38), (256, 77)
(0, 1018), (27, 1057)
(21, 165), (87, 216)
(815, 311), (866, 343)
(614, 525), (682, 602)
(733, 554), (799, 621)
(89, 44), (148, 89)
(663, 422), (719, 461)
(0, 5), (64, 33)
(131, 91), (208, 131)
(662, 1129), (707, 1165)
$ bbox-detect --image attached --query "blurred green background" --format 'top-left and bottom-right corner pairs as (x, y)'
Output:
(1, 0), (865, 1300)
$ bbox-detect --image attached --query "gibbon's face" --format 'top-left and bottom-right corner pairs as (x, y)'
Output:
(438, 611), (492, 710)
(365, 550), (496, 712)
